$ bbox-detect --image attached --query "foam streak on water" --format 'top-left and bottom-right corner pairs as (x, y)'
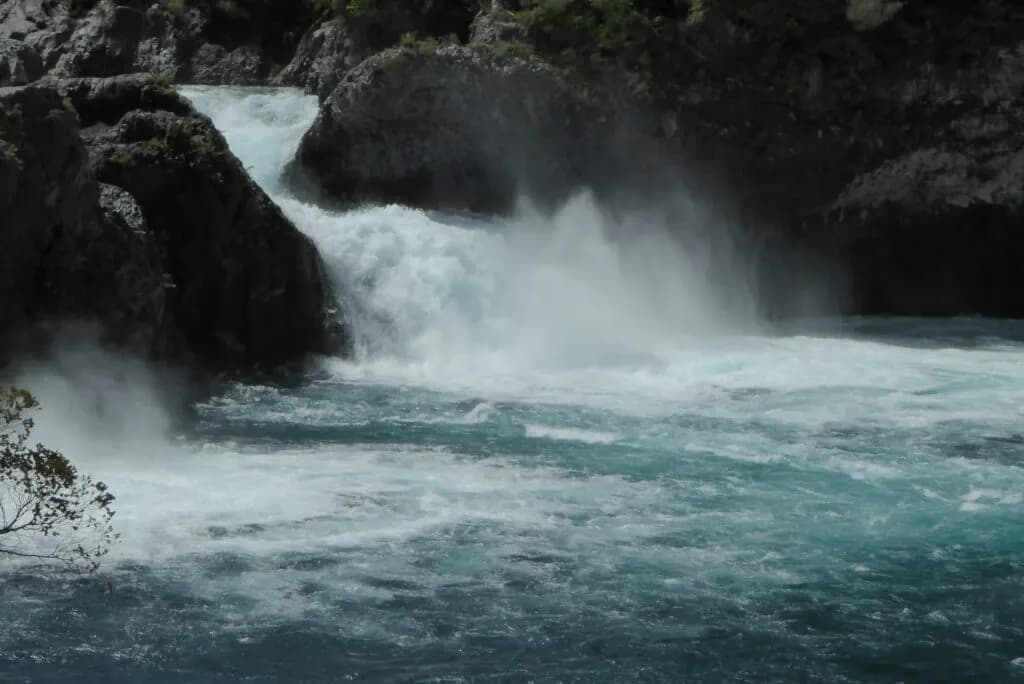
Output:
(1, 87), (1023, 683)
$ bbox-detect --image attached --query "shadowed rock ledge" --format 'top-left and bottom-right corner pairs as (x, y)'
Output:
(3, 0), (1024, 320)
(0, 75), (343, 371)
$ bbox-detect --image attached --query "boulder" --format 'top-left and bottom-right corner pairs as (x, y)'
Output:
(0, 85), (101, 334)
(8, 0), (318, 86)
(0, 84), (164, 356)
(469, 1), (527, 46)
(603, 3), (1024, 317)
(273, 18), (356, 100)
(1, 76), (343, 369)
(0, 0), (76, 72)
(290, 44), (655, 213)
(49, 0), (183, 79)
(275, 0), (479, 99)
(188, 42), (265, 85)
(85, 87), (340, 368)
(809, 43), (1024, 316)
(0, 38), (44, 86)
(45, 72), (190, 124)
(93, 181), (169, 354)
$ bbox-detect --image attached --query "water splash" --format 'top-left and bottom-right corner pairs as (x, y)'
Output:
(183, 86), (758, 394)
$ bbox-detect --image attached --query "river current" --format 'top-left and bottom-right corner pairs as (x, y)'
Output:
(1, 87), (1023, 683)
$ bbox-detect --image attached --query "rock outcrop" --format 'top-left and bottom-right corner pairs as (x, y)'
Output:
(272, 18), (355, 100)
(5, 0), (1024, 319)
(0, 84), (164, 354)
(0, 38), (44, 86)
(0, 0), (76, 73)
(290, 44), (659, 213)
(274, 0), (478, 99)
(88, 95), (338, 367)
(468, 2), (527, 46)
(706, 7), (1024, 316)
(1, 0), (317, 85)
(1, 76), (341, 370)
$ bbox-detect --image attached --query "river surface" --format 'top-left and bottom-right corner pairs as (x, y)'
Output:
(1, 87), (1023, 683)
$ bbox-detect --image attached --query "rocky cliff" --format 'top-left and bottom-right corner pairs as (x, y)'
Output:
(0, 0), (317, 84)
(0, 75), (340, 370)
(286, 0), (1024, 317)
(2, 0), (1023, 322)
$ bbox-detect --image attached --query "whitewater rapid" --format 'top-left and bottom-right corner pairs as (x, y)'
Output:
(2, 87), (1023, 682)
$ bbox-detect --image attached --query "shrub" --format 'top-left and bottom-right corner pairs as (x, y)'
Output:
(0, 388), (117, 572)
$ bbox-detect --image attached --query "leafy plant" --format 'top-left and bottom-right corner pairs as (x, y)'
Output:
(0, 388), (117, 572)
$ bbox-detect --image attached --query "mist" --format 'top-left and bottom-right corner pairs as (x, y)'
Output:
(12, 343), (179, 464)
(182, 87), (838, 386)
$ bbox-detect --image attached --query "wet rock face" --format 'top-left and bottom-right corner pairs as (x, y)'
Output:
(0, 84), (165, 356)
(275, 0), (480, 98)
(45, 0), (266, 84)
(290, 44), (659, 214)
(469, 2), (527, 46)
(846, 0), (905, 31)
(3, 0), (317, 86)
(188, 43), (264, 85)
(0, 86), (100, 334)
(829, 43), (1024, 220)
(5, 0), (1024, 320)
(85, 91), (339, 368)
(93, 181), (169, 354)
(0, 76), (343, 370)
(272, 18), (355, 100)
(792, 38), (1024, 317)
(0, 38), (44, 86)
(0, 0), (76, 72)
(47, 72), (191, 123)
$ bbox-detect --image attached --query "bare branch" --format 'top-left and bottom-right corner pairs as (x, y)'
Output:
(0, 386), (116, 572)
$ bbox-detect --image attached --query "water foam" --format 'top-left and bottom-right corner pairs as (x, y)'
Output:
(524, 424), (619, 445)
(183, 86), (758, 403)
(3, 87), (1024, 682)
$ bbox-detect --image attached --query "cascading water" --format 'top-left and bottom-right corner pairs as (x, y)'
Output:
(2, 87), (1023, 683)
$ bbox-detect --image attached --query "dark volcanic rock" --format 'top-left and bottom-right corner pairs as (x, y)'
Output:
(6, 0), (1024, 319)
(6, 0), (317, 85)
(0, 38), (44, 86)
(86, 93), (339, 368)
(790, 37), (1024, 316)
(94, 181), (169, 353)
(273, 18), (354, 100)
(0, 84), (164, 355)
(0, 0), (76, 72)
(290, 44), (657, 213)
(48, 0), (186, 79)
(469, 1), (527, 46)
(0, 85), (99, 333)
(188, 42), (264, 85)
(275, 0), (478, 99)
(1, 76), (343, 369)
(46, 72), (190, 124)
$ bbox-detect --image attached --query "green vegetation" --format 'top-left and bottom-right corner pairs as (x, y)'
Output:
(344, 0), (378, 16)
(399, 31), (439, 53)
(398, 31), (462, 55)
(110, 118), (222, 174)
(0, 140), (18, 165)
(515, 0), (655, 56)
(0, 103), (24, 166)
(0, 388), (116, 572)
(311, 0), (378, 18)
(482, 39), (539, 63)
(510, 0), (666, 98)
(0, 103), (23, 129)
(148, 71), (177, 94)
